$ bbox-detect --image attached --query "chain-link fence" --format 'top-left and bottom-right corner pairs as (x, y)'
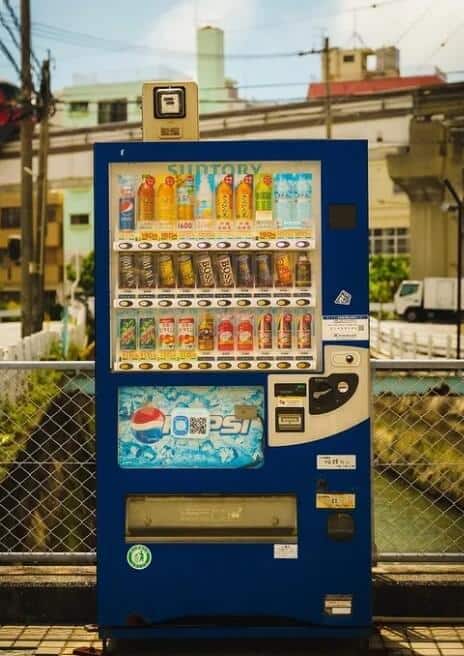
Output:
(0, 360), (462, 562)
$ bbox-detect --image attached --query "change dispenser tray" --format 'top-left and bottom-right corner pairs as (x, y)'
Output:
(126, 494), (297, 543)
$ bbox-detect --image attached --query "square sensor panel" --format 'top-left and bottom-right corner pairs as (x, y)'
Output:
(154, 87), (186, 119)
(329, 204), (357, 230)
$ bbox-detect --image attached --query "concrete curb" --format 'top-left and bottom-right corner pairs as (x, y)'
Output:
(1, 565), (463, 624)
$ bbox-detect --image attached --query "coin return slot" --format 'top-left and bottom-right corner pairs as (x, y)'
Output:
(276, 407), (305, 433)
(126, 495), (297, 543)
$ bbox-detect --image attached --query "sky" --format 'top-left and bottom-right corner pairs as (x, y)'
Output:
(0, 0), (463, 102)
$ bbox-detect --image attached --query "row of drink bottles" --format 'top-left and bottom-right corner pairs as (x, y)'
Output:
(118, 310), (313, 355)
(118, 171), (312, 231)
(118, 251), (312, 290)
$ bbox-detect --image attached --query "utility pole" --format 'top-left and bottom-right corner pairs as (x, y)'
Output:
(324, 36), (332, 139)
(444, 179), (462, 359)
(32, 56), (51, 332)
(20, 0), (34, 337)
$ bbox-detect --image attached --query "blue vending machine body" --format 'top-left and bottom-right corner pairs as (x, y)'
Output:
(94, 139), (371, 641)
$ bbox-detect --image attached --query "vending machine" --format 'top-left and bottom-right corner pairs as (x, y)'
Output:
(95, 84), (371, 644)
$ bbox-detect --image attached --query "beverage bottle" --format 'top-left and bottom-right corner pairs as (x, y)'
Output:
(277, 312), (292, 349)
(195, 173), (213, 220)
(274, 173), (291, 228)
(297, 313), (312, 349)
(237, 315), (253, 352)
(295, 253), (312, 287)
(177, 315), (195, 350)
(255, 174), (273, 212)
(118, 175), (136, 231)
(156, 175), (176, 223)
(176, 175), (194, 225)
(296, 173), (312, 227)
(198, 313), (214, 351)
(218, 314), (234, 352)
(235, 174), (253, 222)
(257, 313), (272, 350)
(137, 174), (155, 223)
(216, 174), (234, 225)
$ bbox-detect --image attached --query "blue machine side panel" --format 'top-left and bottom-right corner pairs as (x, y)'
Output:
(94, 140), (370, 638)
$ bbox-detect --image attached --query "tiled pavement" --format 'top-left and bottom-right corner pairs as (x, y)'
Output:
(1, 624), (464, 655)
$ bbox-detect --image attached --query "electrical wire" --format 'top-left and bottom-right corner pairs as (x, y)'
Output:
(0, 36), (19, 76)
(394, 0), (434, 46)
(420, 17), (464, 67)
(0, 0), (40, 76)
(0, 19), (320, 60)
(227, 0), (409, 33)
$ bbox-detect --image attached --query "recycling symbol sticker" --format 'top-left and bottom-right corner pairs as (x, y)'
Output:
(127, 544), (152, 570)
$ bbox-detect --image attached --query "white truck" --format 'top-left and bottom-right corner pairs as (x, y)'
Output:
(394, 277), (464, 322)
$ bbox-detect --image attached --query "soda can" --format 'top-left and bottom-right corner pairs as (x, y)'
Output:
(218, 315), (234, 352)
(158, 316), (175, 350)
(177, 316), (195, 349)
(257, 313), (272, 350)
(196, 254), (215, 288)
(236, 253), (253, 287)
(137, 253), (156, 289)
(118, 175), (136, 231)
(277, 311), (292, 349)
(119, 316), (137, 351)
(237, 315), (253, 352)
(275, 253), (293, 287)
(118, 253), (137, 290)
(198, 313), (214, 351)
(297, 313), (312, 349)
(139, 316), (156, 351)
(178, 254), (195, 288)
(295, 253), (312, 287)
(255, 253), (273, 287)
(215, 254), (235, 288)
(158, 254), (176, 288)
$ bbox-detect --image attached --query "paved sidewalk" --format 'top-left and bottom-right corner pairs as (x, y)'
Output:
(1, 624), (464, 655)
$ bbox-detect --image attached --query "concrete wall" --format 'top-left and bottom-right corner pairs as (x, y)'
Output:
(62, 187), (93, 263)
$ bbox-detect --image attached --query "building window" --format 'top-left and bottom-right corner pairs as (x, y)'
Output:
(69, 101), (89, 113)
(369, 227), (410, 255)
(70, 213), (90, 226)
(0, 207), (20, 229)
(343, 54), (355, 63)
(97, 99), (127, 124)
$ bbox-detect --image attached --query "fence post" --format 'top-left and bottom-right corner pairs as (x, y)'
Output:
(389, 328), (395, 359)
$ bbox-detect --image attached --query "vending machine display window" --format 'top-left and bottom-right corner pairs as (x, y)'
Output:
(109, 160), (321, 373)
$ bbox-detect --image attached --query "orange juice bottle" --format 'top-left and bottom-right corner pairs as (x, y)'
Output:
(216, 174), (233, 222)
(137, 174), (155, 223)
(156, 175), (176, 223)
(235, 174), (253, 221)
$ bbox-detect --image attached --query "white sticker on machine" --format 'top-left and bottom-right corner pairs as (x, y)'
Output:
(317, 455), (357, 470)
(322, 315), (368, 341)
(316, 493), (356, 509)
(324, 594), (352, 616)
(274, 544), (298, 559)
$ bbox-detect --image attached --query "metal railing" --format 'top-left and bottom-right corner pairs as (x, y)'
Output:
(0, 359), (462, 563)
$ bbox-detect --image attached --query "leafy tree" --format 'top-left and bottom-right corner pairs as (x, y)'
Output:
(370, 255), (409, 316)
(78, 251), (94, 297)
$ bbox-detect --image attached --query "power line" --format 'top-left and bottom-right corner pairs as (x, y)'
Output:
(394, 1), (434, 46)
(227, 0), (409, 33)
(420, 17), (464, 67)
(0, 36), (19, 76)
(2, 0), (40, 74)
(1, 18), (321, 60)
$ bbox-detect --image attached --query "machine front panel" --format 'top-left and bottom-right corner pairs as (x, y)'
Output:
(94, 139), (371, 638)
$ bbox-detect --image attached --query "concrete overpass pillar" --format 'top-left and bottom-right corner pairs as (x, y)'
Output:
(387, 118), (462, 280)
